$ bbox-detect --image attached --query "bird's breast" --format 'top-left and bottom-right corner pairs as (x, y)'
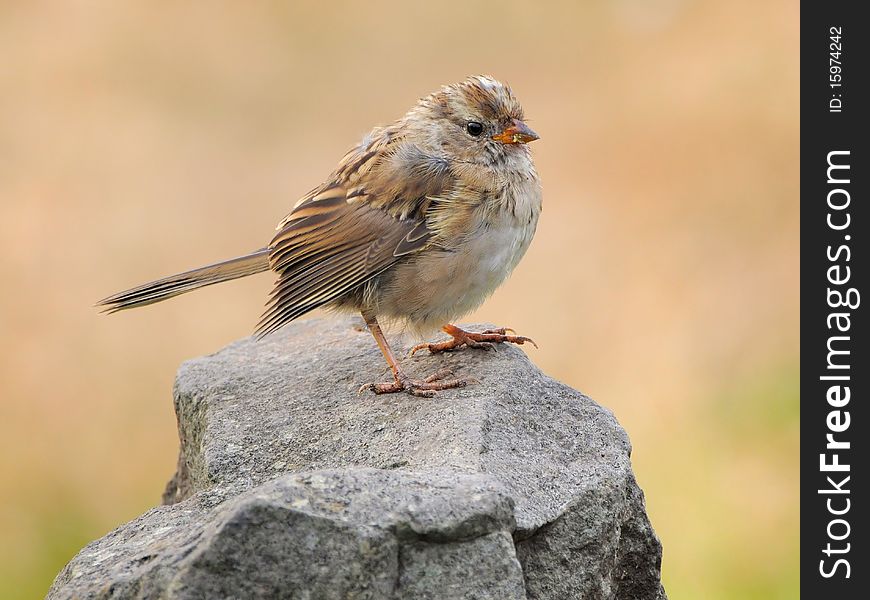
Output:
(376, 181), (541, 333)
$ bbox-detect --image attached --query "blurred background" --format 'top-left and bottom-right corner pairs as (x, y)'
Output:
(0, 1), (798, 598)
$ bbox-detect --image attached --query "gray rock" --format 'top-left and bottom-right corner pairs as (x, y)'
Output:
(50, 469), (522, 599)
(49, 316), (665, 599)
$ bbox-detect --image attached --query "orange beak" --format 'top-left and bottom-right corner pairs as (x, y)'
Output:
(491, 119), (540, 144)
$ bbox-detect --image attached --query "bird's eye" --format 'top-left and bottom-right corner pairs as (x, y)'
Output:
(466, 121), (484, 137)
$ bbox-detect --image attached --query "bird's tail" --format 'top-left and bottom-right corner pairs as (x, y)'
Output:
(96, 248), (271, 313)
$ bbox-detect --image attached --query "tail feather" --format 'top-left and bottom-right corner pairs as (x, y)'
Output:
(97, 248), (271, 313)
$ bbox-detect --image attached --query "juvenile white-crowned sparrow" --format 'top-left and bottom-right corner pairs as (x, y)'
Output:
(98, 76), (542, 397)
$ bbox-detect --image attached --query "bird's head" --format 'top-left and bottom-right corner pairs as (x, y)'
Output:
(404, 76), (539, 169)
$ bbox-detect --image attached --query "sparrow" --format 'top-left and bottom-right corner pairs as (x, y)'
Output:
(98, 76), (542, 397)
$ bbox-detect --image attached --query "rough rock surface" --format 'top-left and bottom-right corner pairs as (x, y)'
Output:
(49, 317), (665, 599)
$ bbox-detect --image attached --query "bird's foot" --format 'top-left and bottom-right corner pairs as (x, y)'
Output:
(358, 368), (468, 398)
(409, 324), (538, 356)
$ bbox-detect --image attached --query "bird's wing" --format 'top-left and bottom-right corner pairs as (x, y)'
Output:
(256, 128), (455, 337)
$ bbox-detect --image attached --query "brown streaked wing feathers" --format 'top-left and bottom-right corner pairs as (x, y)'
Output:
(256, 191), (430, 338)
(393, 221), (433, 257)
(256, 125), (459, 337)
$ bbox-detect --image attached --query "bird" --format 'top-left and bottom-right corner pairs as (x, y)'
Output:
(97, 76), (542, 397)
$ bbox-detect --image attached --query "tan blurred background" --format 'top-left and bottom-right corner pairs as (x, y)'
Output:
(0, 1), (798, 598)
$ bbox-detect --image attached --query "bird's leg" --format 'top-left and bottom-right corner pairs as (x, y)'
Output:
(410, 323), (537, 356)
(359, 313), (468, 398)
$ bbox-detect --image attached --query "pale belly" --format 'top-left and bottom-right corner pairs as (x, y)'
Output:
(376, 216), (538, 332)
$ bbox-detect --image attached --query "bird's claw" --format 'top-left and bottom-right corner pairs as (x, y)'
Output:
(359, 368), (466, 398)
(410, 325), (538, 356)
